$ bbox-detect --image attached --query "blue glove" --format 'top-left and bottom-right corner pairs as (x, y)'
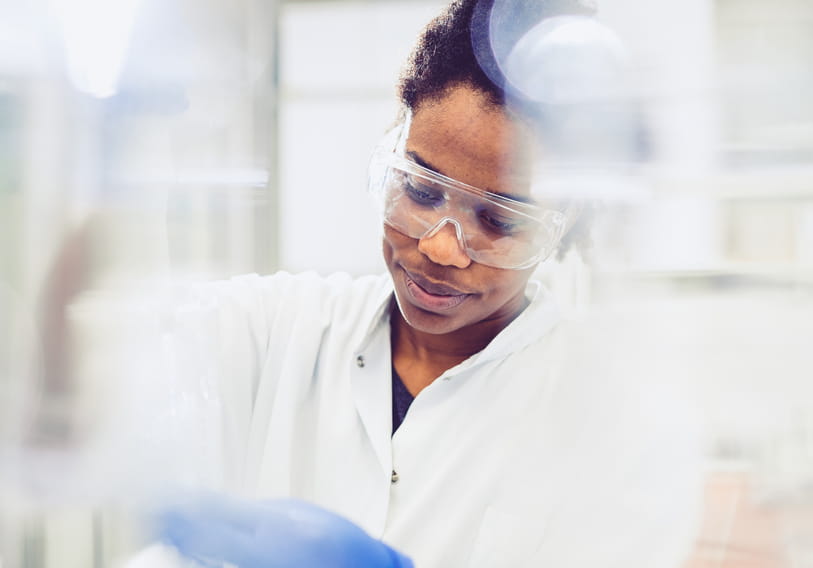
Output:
(156, 494), (414, 568)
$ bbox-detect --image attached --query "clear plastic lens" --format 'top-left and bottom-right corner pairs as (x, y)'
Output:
(373, 152), (567, 269)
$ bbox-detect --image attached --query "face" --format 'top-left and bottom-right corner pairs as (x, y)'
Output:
(383, 86), (539, 336)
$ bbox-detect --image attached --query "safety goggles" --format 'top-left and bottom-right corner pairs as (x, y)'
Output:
(369, 148), (571, 270)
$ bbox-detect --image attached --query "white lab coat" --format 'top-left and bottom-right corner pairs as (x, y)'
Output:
(135, 270), (702, 568)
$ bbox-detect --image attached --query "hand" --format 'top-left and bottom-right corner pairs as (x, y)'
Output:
(156, 494), (414, 568)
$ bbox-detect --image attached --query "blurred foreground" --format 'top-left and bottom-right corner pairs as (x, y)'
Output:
(2, 0), (812, 566)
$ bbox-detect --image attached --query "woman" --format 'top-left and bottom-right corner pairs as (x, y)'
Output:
(152, 1), (700, 567)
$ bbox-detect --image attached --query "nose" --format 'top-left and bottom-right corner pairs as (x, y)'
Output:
(417, 218), (472, 269)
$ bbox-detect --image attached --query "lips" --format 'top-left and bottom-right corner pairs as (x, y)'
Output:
(401, 268), (472, 311)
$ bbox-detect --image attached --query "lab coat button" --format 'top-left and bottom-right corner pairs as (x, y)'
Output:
(391, 470), (399, 483)
(356, 355), (365, 368)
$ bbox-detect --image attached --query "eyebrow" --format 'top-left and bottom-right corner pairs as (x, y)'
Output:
(405, 150), (533, 204)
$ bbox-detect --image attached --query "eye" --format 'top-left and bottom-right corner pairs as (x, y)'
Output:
(404, 177), (445, 206)
(477, 208), (529, 236)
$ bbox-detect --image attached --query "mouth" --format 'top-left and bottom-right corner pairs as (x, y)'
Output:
(401, 268), (472, 311)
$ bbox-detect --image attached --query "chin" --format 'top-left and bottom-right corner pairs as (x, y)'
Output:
(392, 288), (472, 335)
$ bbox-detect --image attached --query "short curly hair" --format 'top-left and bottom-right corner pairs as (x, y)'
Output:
(397, 0), (599, 260)
(398, 0), (596, 111)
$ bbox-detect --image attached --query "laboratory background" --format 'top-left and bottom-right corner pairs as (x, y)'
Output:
(1, 0), (812, 566)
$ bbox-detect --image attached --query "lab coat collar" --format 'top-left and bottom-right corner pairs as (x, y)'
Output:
(351, 274), (397, 354)
(348, 275), (560, 477)
(353, 275), (561, 375)
(472, 279), (561, 365)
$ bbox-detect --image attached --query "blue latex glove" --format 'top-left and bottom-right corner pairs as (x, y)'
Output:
(156, 494), (414, 568)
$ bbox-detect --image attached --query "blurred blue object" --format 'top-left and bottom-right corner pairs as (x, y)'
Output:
(157, 494), (414, 568)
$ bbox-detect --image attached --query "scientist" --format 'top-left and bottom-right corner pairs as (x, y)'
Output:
(153, 0), (700, 567)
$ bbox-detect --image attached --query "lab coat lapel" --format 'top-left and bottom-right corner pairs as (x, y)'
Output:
(349, 299), (394, 478)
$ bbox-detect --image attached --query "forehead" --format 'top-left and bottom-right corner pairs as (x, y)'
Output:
(405, 87), (537, 198)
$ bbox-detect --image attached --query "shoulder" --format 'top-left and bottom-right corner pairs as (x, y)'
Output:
(199, 271), (393, 335)
(544, 306), (704, 503)
(159, 272), (391, 341)
(179, 271), (390, 309)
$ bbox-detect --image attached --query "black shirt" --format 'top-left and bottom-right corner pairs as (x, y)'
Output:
(391, 365), (415, 434)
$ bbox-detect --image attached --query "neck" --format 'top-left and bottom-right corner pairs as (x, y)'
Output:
(389, 295), (529, 395)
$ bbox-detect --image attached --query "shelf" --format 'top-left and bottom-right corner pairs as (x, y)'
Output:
(645, 165), (813, 201)
(594, 263), (813, 283)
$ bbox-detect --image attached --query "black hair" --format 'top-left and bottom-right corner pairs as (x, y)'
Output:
(397, 0), (600, 260)
(398, 0), (596, 112)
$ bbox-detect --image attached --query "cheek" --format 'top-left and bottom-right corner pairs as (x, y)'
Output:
(383, 225), (414, 258)
(382, 238), (395, 271)
(382, 230), (406, 273)
(480, 267), (534, 302)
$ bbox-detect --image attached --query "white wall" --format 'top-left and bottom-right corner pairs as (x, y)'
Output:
(277, 1), (445, 276)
